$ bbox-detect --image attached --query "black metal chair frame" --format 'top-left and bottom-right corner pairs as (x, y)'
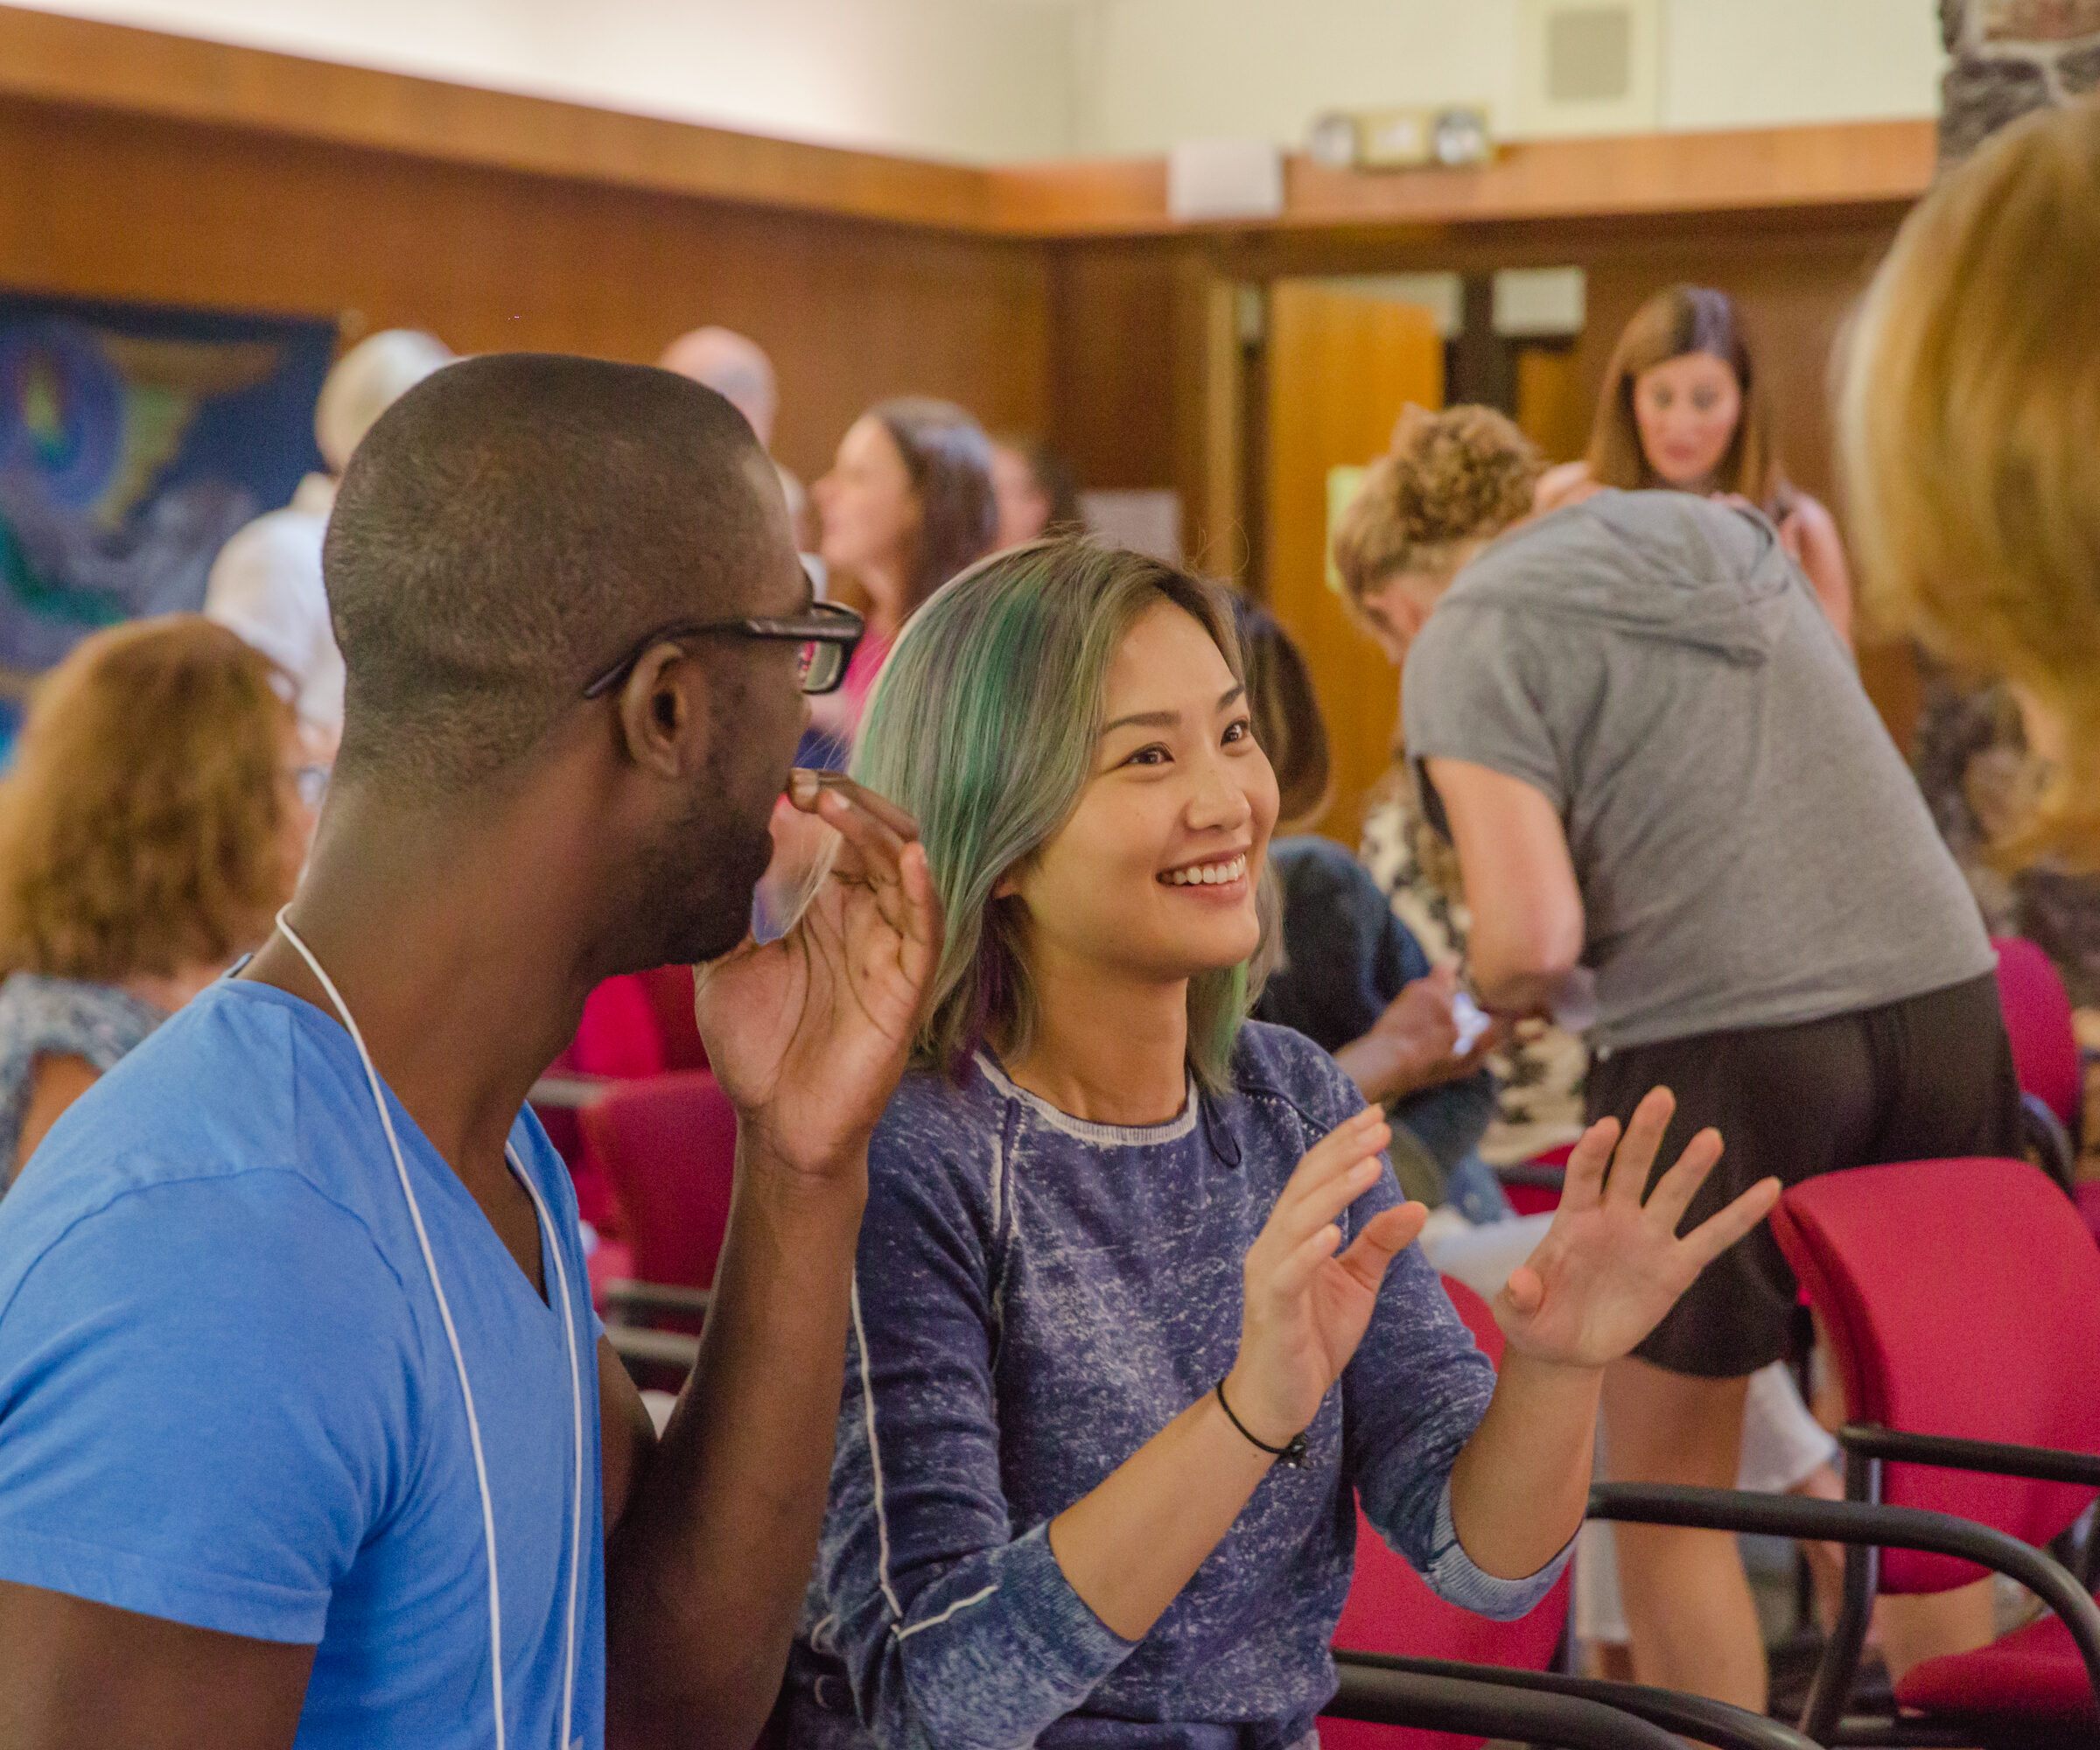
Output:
(1328, 1650), (1824, 1749)
(1590, 1466), (2100, 1749)
(2020, 1088), (2081, 1194)
(602, 1278), (708, 1382)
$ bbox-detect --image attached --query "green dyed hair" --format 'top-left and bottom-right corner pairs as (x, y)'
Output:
(852, 538), (1264, 1094)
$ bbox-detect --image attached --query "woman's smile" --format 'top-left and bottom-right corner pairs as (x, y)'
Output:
(1158, 850), (1250, 893)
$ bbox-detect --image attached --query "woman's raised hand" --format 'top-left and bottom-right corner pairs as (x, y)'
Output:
(1223, 1108), (1429, 1449)
(1494, 1086), (1780, 1368)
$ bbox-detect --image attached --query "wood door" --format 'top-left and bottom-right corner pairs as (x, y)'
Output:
(1264, 283), (1444, 845)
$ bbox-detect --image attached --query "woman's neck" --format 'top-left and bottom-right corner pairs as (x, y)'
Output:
(859, 556), (912, 640)
(1002, 945), (1192, 1127)
(119, 961), (227, 1015)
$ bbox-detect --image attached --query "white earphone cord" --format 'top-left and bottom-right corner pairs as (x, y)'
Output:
(273, 908), (582, 1750)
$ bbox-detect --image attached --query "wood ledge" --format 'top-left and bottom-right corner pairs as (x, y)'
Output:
(0, 4), (1936, 237)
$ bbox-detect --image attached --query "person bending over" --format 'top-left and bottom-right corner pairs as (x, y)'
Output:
(1535, 285), (1852, 644)
(0, 356), (938, 1750)
(1334, 410), (1589, 1169)
(1390, 412), (2018, 1708)
(0, 616), (322, 1187)
(782, 540), (1776, 1750)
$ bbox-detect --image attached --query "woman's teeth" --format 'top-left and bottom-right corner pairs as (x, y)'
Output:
(1162, 854), (1248, 887)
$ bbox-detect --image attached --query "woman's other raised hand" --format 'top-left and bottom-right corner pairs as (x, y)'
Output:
(1494, 1086), (1779, 1368)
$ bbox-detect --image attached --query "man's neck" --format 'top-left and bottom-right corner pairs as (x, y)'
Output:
(1002, 948), (1191, 1127)
(242, 785), (598, 1193)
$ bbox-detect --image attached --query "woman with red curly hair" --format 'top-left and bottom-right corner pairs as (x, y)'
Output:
(0, 615), (322, 1186)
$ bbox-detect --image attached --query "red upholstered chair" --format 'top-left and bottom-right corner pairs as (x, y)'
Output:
(1326, 1281), (1809, 1750)
(1497, 1142), (1572, 1217)
(1760, 1157), (2100, 1743)
(1586, 1157), (2100, 1745)
(536, 974), (668, 1277)
(1325, 1278), (1570, 1750)
(570, 974), (670, 1080)
(633, 963), (710, 1072)
(578, 1070), (738, 1297)
(1993, 936), (2084, 1190)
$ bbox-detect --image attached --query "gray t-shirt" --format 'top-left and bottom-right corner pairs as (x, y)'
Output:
(1402, 490), (1992, 1052)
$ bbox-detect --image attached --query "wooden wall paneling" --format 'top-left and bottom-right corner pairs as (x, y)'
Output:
(1263, 285), (1444, 846)
(1046, 242), (1180, 494)
(0, 95), (1051, 489)
(1514, 345), (1590, 464)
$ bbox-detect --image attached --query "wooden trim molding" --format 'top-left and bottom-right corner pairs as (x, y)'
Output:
(0, 4), (995, 230)
(990, 121), (1936, 236)
(0, 4), (1936, 238)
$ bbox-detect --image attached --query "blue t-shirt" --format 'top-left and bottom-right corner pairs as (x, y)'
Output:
(0, 978), (607, 1748)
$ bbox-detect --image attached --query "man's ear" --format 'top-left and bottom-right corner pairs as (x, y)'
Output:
(615, 645), (700, 779)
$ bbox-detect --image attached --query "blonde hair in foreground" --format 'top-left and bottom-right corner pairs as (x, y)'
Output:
(1330, 404), (1542, 609)
(850, 539), (1261, 1094)
(1840, 99), (2100, 865)
(0, 615), (297, 982)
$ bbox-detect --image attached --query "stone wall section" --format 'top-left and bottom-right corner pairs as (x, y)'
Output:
(1941, 0), (2100, 161)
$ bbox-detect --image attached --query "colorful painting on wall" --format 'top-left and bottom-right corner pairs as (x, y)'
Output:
(0, 292), (335, 713)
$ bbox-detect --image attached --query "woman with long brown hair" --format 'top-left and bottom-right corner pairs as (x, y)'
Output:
(1539, 284), (1853, 642)
(811, 396), (998, 738)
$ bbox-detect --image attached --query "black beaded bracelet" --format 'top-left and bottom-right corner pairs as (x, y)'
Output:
(1214, 1379), (1309, 1468)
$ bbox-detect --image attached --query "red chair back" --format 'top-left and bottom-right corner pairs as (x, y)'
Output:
(578, 1071), (739, 1292)
(1993, 936), (2082, 1131)
(635, 964), (710, 1072)
(568, 974), (668, 1080)
(1770, 1157), (2100, 1592)
(1504, 1144), (1573, 1217)
(1324, 1277), (1571, 1750)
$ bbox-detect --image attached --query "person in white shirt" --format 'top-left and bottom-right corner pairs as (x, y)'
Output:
(205, 328), (454, 742)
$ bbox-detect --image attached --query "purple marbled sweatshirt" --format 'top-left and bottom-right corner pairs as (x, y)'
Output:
(788, 1021), (1568, 1750)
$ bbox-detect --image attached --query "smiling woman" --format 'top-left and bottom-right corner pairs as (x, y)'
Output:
(783, 536), (1782, 1750)
(850, 540), (1265, 1097)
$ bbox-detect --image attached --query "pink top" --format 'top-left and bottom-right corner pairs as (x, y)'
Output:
(836, 623), (895, 738)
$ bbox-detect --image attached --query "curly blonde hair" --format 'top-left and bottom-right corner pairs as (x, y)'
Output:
(0, 616), (298, 982)
(1331, 403), (1544, 607)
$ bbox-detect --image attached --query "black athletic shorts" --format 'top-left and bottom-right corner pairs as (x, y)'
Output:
(1584, 971), (2020, 1379)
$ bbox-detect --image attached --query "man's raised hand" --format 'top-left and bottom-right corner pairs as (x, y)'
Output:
(693, 772), (942, 1180)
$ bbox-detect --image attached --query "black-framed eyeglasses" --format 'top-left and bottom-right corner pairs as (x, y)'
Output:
(581, 598), (865, 700)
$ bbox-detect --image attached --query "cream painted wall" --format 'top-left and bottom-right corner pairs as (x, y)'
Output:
(1074, 0), (1523, 159)
(1661, 0), (1945, 130)
(1076, 0), (1945, 157)
(17, 0), (1944, 161)
(11, 0), (1080, 162)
